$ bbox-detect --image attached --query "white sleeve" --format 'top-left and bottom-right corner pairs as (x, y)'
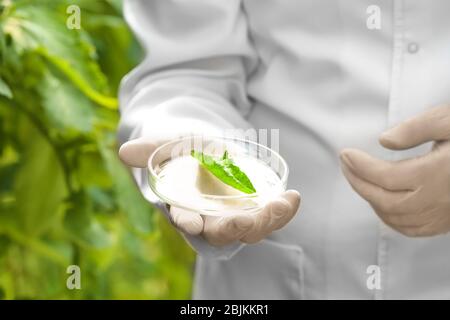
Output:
(118, 0), (258, 259)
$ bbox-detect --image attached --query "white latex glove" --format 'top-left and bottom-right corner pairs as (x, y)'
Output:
(340, 105), (450, 237)
(119, 136), (301, 246)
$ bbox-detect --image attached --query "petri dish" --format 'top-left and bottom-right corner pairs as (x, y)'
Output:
(148, 136), (288, 216)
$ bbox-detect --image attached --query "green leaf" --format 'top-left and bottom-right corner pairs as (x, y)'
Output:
(81, 14), (143, 92)
(191, 150), (256, 194)
(3, 228), (69, 266)
(78, 151), (112, 188)
(0, 235), (10, 258)
(87, 187), (116, 212)
(105, 0), (123, 14)
(4, 5), (114, 105)
(0, 0), (195, 299)
(13, 122), (67, 236)
(99, 137), (154, 233)
(64, 192), (112, 249)
(39, 71), (96, 133)
(0, 78), (13, 99)
(38, 49), (118, 109)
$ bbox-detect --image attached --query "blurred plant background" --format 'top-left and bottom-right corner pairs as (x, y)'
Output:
(0, 0), (194, 299)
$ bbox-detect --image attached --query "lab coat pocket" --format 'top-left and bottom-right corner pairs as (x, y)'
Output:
(193, 239), (305, 300)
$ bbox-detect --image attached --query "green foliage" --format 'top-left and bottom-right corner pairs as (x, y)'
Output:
(0, 0), (194, 299)
(191, 150), (257, 194)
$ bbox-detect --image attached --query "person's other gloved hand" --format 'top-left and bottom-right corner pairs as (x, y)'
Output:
(119, 136), (301, 246)
(340, 105), (450, 237)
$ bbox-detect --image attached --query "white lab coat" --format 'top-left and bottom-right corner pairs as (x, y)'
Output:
(118, 0), (450, 299)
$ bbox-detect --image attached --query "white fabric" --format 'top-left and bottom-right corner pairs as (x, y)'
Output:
(118, 0), (450, 299)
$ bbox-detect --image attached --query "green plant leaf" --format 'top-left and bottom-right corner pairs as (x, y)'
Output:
(38, 49), (118, 109)
(99, 137), (154, 233)
(191, 150), (256, 194)
(0, 0), (194, 299)
(64, 193), (112, 249)
(8, 5), (108, 90)
(39, 71), (96, 133)
(2, 227), (69, 266)
(0, 78), (13, 99)
(13, 122), (67, 236)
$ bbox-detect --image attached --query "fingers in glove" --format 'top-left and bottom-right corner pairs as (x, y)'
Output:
(340, 148), (424, 190)
(169, 206), (204, 236)
(394, 214), (450, 237)
(271, 190), (301, 230)
(119, 137), (159, 168)
(202, 213), (255, 247)
(388, 222), (438, 238)
(380, 105), (450, 150)
(241, 190), (301, 244)
(341, 162), (418, 218)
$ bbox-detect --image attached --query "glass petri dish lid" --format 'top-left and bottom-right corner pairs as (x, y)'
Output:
(148, 136), (288, 216)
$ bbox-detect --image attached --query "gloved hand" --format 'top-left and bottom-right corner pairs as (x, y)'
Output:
(119, 136), (301, 246)
(340, 105), (450, 237)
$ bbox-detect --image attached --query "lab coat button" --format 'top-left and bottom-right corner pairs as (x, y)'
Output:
(407, 42), (420, 54)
